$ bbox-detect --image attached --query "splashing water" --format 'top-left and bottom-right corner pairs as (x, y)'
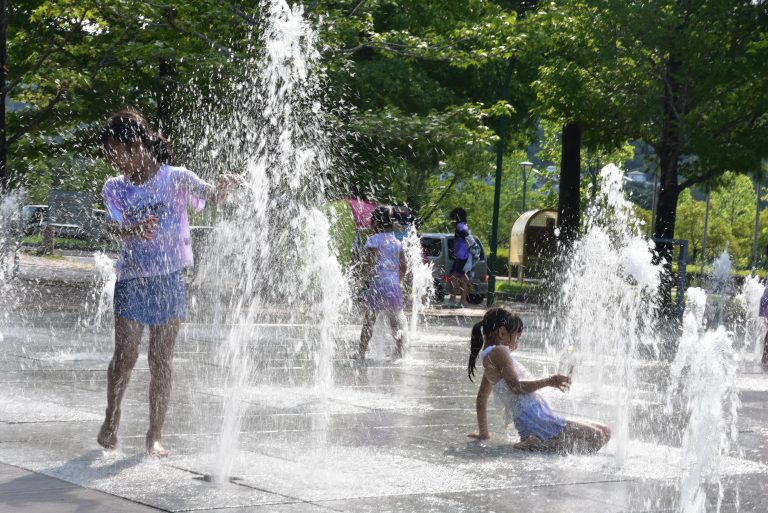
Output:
(556, 164), (663, 463)
(90, 252), (116, 329)
(736, 274), (765, 359)
(669, 288), (740, 513)
(299, 207), (349, 395)
(403, 226), (433, 337)
(0, 191), (22, 283)
(178, 0), (349, 482)
(0, 191), (23, 341)
(710, 249), (733, 325)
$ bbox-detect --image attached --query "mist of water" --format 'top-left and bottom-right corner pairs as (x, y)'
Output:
(710, 250), (733, 325)
(403, 226), (433, 337)
(90, 252), (116, 329)
(736, 274), (765, 359)
(0, 191), (23, 341)
(556, 164), (663, 463)
(177, 0), (350, 482)
(669, 287), (740, 513)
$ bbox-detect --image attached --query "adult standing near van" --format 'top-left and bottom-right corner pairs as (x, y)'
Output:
(448, 207), (470, 308)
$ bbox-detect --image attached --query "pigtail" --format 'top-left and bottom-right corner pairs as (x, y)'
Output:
(467, 321), (484, 381)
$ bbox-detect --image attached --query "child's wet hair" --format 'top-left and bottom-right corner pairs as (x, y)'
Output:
(467, 307), (523, 381)
(450, 207), (467, 223)
(371, 206), (393, 229)
(101, 109), (171, 163)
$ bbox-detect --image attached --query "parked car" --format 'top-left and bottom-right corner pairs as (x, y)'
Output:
(21, 205), (48, 235)
(22, 204), (110, 240)
(420, 233), (488, 304)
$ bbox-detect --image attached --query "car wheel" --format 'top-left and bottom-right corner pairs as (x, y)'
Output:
(467, 293), (484, 305)
(432, 287), (445, 303)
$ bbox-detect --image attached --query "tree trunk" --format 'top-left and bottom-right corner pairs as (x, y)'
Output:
(0, 0), (7, 190)
(652, 155), (679, 317)
(557, 122), (581, 247)
(653, 56), (684, 318)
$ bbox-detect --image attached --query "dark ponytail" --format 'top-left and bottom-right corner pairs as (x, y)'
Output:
(468, 321), (484, 381)
(101, 109), (171, 163)
(467, 307), (524, 381)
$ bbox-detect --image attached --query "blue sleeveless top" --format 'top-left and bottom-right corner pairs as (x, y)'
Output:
(482, 345), (566, 441)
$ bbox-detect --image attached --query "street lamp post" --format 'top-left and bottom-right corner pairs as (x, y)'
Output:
(519, 161), (534, 212)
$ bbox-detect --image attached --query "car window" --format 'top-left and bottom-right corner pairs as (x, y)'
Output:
(420, 237), (442, 257)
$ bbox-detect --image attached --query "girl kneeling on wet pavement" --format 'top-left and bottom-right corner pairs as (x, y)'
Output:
(467, 307), (611, 454)
(97, 109), (242, 457)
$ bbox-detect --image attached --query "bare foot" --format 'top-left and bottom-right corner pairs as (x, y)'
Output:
(513, 436), (546, 451)
(146, 436), (170, 458)
(97, 420), (118, 449)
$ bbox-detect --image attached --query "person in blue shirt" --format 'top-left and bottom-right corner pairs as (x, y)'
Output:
(448, 207), (470, 308)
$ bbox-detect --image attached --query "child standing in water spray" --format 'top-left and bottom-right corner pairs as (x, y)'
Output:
(467, 307), (611, 454)
(447, 207), (470, 308)
(97, 110), (241, 457)
(358, 206), (407, 359)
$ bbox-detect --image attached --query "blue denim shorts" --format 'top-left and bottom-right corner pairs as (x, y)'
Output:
(114, 271), (187, 325)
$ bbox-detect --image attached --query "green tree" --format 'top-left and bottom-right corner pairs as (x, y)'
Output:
(5, 0), (256, 189)
(526, 0), (768, 310)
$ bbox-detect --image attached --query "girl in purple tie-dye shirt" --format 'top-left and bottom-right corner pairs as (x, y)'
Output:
(97, 110), (241, 457)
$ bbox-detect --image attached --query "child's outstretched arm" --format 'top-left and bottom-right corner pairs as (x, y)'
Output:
(467, 375), (493, 440)
(209, 174), (245, 203)
(492, 347), (569, 394)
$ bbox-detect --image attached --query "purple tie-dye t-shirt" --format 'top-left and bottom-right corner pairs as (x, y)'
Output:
(102, 165), (213, 281)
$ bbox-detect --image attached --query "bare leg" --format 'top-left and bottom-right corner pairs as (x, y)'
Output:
(146, 319), (180, 457)
(448, 274), (457, 304)
(98, 316), (143, 449)
(358, 308), (377, 358)
(548, 419), (611, 454)
(459, 275), (469, 306)
(762, 329), (768, 364)
(387, 310), (406, 358)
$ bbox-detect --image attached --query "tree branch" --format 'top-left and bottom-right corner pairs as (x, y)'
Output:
(161, 15), (244, 63)
(6, 40), (61, 95)
(6, 25), (128, 149)
(349, 0), (367, 17)
(6, 86), (68, 148)
(679, 170), (721, 191)
(419, 172), (461, 224)
(217, 0), (258, 26)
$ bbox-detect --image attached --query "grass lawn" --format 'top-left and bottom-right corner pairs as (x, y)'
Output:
(23, 235), (119, 253)
(496, 280), (543, 296)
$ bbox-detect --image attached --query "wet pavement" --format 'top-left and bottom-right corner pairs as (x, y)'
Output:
(2, 265), (768, 512)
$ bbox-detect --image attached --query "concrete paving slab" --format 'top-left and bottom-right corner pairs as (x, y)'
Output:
(0, 462), (162, 513)
(2, 277), (768, 512)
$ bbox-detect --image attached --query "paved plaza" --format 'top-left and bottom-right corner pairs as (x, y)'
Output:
(1, 256), (768, 512)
